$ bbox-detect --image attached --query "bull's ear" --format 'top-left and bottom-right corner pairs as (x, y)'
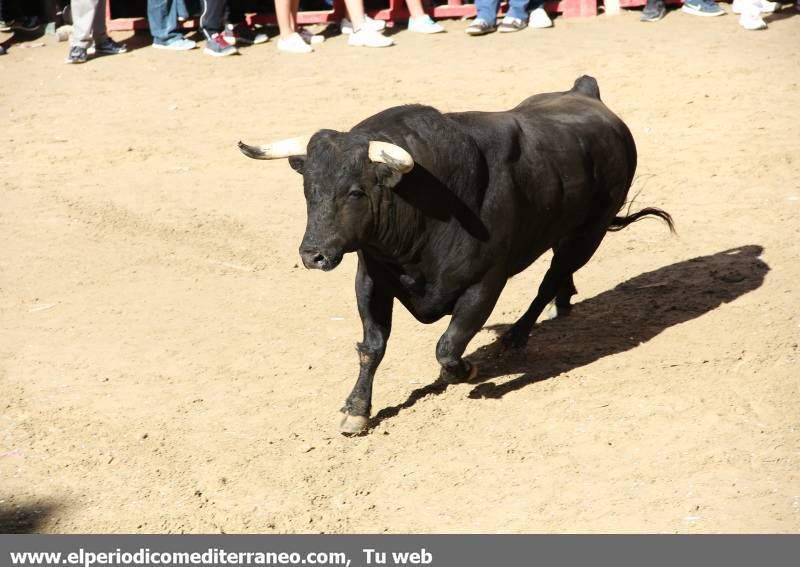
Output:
(288, 155), (306, 174)
(374, 163), (403, 189)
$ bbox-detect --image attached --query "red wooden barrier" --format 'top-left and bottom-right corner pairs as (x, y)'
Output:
(106, 0), (596, 32)
(615, 0), (679, 7)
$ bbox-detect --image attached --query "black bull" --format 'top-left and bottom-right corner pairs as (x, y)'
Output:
(239, 76), (674, 434)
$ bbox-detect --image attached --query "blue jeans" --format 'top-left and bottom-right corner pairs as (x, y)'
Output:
(147, 0), (183, 44)
(476, 0), (537, 25)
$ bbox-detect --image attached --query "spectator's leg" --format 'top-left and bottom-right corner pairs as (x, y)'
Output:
(406, 0), (427, 18)
(147, 0), (182, 44)
(91, 0), (108, 43)
(276, 0), (299, 37)
(506, 0), (529, 21)
(343, 0), (365, 30)
(69, 0), (100, 48)
(177, 0), (189, 19)
(475, 0), (501, 24)
(228, 0), (245, 23)
(199, 0), (225, 37)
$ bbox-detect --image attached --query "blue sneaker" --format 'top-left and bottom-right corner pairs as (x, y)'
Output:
(681, 0), (725, 16)
(641, 0), (667, 20)
(408, 15), (445, 33)
(153, 36), (197, 51)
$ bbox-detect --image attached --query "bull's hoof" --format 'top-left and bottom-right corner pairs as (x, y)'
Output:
(339, 414), (369, 435)
(555, 304), (572, 319)
(439, 360), (479, 384)
(500, 326), (530, 349)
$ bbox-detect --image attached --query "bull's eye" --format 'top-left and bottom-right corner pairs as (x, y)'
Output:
(347, 188), (366, 200)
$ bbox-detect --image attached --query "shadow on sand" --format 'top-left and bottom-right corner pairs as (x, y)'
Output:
(370, 244), (769, 427)
(0, 502), (60, 534)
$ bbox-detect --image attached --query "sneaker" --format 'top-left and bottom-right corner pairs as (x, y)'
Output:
(408, 15), (445, 33)
(498, 15), (528, 32)
(205, 33), (238, 56)
(12, 16), (40, 32)
(737, 1), (768, 27)
(298, 27), (325, 45)
(528, 6), (553, 27)
(732, 0), (777, 12)
(465, 18), (496, 35)
(277, 32), (313, 53)
(0, 45), (6, 55)
(204, 33), (238, 56)
(153, 37), (197, 50)
(347, 27), (393, 47)
(681, 0), (725, 16)
(0, 19), (14, 32)
(95, 37), (128, 55)
(739, 11), (767, 27)
(340, 15), (385, 35)
(223, 22), (268, 45)
(65, 45), (87, 64)
(640, 0), (666, 20)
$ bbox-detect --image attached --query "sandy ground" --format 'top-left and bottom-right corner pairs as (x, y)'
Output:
(1, 6), (799, 534)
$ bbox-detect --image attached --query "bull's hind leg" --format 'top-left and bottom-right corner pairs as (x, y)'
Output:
(502, 228), (607, 348)
(555, 273), (578, 317)
(340, 257), (394, 435)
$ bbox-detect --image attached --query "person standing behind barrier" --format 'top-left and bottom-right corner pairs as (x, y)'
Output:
(341, 0), (393, 47)
(465, 0), (551, 35)
(223, 0), (269, 46)
(340, 0), (445, 34)
(148, 0), (197, 51)
(272, 0), (326, 53)
(197, 0), (238, 56)
(65, 0), (128, 64)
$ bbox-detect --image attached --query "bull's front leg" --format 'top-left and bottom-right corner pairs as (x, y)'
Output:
(340, 256), (393, 435)
(436, 272), (505, 383)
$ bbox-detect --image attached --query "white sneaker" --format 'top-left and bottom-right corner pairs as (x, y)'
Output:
(528, 6), (553, 28)
(732, 0), (777, 12)
(277, 32), (313, 53)
(341, 15), (386, 35)
(347, 27), (394, 47)
(408, 15), (445, 33)
(739, 10), (768, 27)
(298, 27), (325, 45)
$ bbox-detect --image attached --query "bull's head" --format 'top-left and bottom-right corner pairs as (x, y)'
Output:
(238, 130), (414, 271)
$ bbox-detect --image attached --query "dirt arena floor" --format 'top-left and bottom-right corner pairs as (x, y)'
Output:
(1, 6), (799, 534)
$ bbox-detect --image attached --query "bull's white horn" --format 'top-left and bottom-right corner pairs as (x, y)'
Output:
(237, 135), (311, 160)
(368, 141), (414, 173)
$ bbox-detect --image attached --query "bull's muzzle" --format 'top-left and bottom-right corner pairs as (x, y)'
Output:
(300, 248), (343, 272)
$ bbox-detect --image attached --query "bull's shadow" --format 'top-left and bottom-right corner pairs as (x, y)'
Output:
(370, 245), (768, 426)
(0, 502), (60, 534)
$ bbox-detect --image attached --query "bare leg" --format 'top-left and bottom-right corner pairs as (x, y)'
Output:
(406, 0), (428, 18)
(275, 0), (295, 37)
(340, 254), (394, 434)
(290, 0), (298, 29)
(342, 0), (365, 30)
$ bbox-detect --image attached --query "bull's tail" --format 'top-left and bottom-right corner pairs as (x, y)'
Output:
(571, 75), (601, 100)
(608, 207), (675, 234)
